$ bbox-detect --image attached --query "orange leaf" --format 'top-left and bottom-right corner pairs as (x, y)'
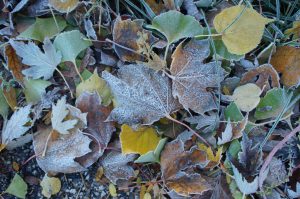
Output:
(5, 45), (24, 82)
(271, 46), (300, 87)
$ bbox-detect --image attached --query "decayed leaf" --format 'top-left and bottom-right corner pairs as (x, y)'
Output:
(75, 92), (115, 167)
(1, 105), (32, 146)
(101, 150), (136, 184)
(10, 38), (62, 80)
(49, 0), (79, 13)
(5, 173), (28, 199)
(120, 124), (160, 155)
(19, 17), (66, 42)
(24, 79), (51, 104)
(51, 96), (77, 134)
(270, 46), (300, 87)
(102, 64), (181, 125)
(160, 131), (211, 196)
(264, 158), (287, 187)
(231, 83), (261, 112)
(53, 30), (92, 63)
(33, 127), (92, 173)
(135, 138), (167, 163)
(76, 70), (112, 106)
(148, 10), (203, 45)
(113, 17), (153, 62)
(240, 64), (280, 89)
(185, 113), (219, 133)
(213, 5), (273, 55)
(170, 39), (225, 114)
(5, 44), (23, 82)
(40, 175), (61, 198)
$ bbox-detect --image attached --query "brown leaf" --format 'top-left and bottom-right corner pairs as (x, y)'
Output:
(160, 131), (212, 196)
(145, 0), (165, 15)
(3, 87), (17, 110)
(170, 39), (225, 114)
(270, 46), (300, 87)
(5, 45), (23, 82)
(75, 92), (115, 167)
(240, 64), (280, 89)
(163, 0), (176, 10)
(33, 127), (92, 174)
(113, 16), (154, 62)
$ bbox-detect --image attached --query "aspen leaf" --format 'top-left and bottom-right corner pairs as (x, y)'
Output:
(49, 0), (79, 13)
(109, 183), (117, 197)
(24, 79), (51, 104)
(120, 124), (160, 155)
(135, 138), (167, 163)
(40, 175), (61, 198)
(231, 83), (261, 112)
(5, 173), (28, 199)
(213, 5), (273, 55)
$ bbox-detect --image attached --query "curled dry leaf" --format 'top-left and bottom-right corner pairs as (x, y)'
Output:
(33, 127), (92, 174)
(4, 44), (23, 82)
(49, 0), (79, 13)
(240, 64), (280, 89)
(270, 46), (300, 87)
(213, 5), (273, 55)
(160, 131), (212, 196)
(102, 64), (181, 126)
(75, 92), (115, 167)
(170, 39), (225, 114)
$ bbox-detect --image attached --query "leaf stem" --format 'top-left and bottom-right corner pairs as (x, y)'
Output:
(73, 61), (84, 82)
(164, 43), (170, 62)
(194, 33), (222, 38)
(55, 68), (74, 98)
(42, 129), (54, 157)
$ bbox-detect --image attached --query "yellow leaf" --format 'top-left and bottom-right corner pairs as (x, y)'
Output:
(40, 175), (61, 198)
(198, 144), (222, 169)
(144, 192), (152, 199)
(213, 5), (273, 55)
(109, 183), (117, 197)
(49, 0), (79, 13)
(76, 70), (112, 106)
(285, 21), (300, 39)
(120, 124), (160, 155)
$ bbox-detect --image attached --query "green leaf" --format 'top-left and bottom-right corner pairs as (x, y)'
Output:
(24, 79), (51, 104)
(53, 30), (92, 63)
(19, 17), (67, 42)
(0, 89), (9, 118)
(225, 102), (243, 122)
(148, 10), (203, 45)
(212, 39), (244, 61)
(5, 173), (28, 199)
(134, 138), (167, 163)
(255, 88), (290, 120)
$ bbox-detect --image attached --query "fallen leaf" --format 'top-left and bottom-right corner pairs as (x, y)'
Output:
(288, 182), (300, 198)
(76, 70), (112, 106)
(49, 0), (79, 13)
(0, 89), (9, 118)
(171, 39), (225, 114)
(5, 44), (23, 82)
(19, 17), (66, 42)
(198, 144), (222, 169)
(84, 18), (97, 40)
(1, 105), (32, 146)
(148, 10), (203, 45)
(135, 138), (167, 163)
(213, 5), (273, 55)
(120, 124), (160, 155)
(24, 79), (51, 104)
(160, 131), (211, 196)
(102, 64), (181, 125)
(185, 113), (219, 133)
(264, 158), (287, 187)
(231, 83), (261, 112)
(270, 46), (300, 87)
(10, 38), (62, 80)
(285, 21), (300, 39)
(40, 175), (61, 198)
(51, 96), (78, 134)
(2, 86), (17, 110)
(33, 127), (92, 173)
(163, 0), (176, 10)
(109, 183), (117, 197)
(53, 30), (92, 63)
(144, 0), (165, 15)
(75, 92), (115, 167)
(5, 173), (28, 199)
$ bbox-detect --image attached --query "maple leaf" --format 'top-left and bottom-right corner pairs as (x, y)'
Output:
(51, 96), (77, 134)
(102, 64), (181, 125)
(9, 38), (61, 80)
(170, 39), (225, 114)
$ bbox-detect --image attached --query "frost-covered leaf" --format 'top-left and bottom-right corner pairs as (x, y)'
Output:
(231, 83), (261, 112)
(5, 173), (28, 199)
(170, 39), (225, 114)
(33, 127), (92, 173)
(53, 30), (92, 63)
(148, 10), (203, 45)
(120, 124), (160, 155)
(102, 64), (181, 125)
(19, 17), (66, 42)
(185, 112), (219, 133)
(4, 44), (24, 82)
(49, 0), (79, 13)
(198, 144), (223, 169)
(84, 18), (97, 40)
(213, 5), (273, 55)
(225, 102), (243, 122)
(51, 96), (78, 134)
(24, 79), (51, 104)
(288, 182), (300, 198)
(265, 158), (287, 187)
(10, 38), (61, 80)
(217, 119), (232, 145)
(1, 105), (32, 146)
(40, 175), (61, 198)
(100, 150), (136, 184)
(135, 138), (167, 163)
